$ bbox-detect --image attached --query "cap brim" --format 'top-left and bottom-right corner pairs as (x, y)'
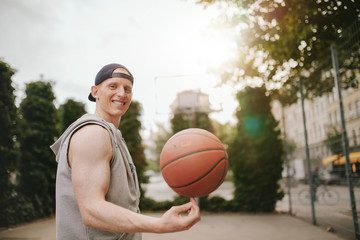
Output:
(88, 93), (96, 102)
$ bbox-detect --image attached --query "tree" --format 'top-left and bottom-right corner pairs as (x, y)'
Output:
(59, 98), (87, 132)
(148, 123), (173, 172)
(228, 86), (284, 212)
(324, 126), (343, 155)
(18, 80), (59, 218)
(212, 120), (236, 148)
(170, 112), (214, 134)
(119, 100), (147, 183)
(198, 0), (360, 103)
(0, 60), (19, 226)
(171, 113), (189, 133)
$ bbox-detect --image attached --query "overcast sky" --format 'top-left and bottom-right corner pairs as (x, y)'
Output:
(0, 0), (238, 137)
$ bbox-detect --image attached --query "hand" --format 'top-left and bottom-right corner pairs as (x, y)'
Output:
(158, 197), (200, 233)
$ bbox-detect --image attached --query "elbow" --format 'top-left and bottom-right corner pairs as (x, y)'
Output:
(80, 210), (94, 227)
(79, 205), (97, 228)
(81, 214), (92, 227)
(78, 199), (109, 229)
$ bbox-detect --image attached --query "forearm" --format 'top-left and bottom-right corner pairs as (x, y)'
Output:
(80, 199), (200, 234)
(80, 200), (162, 233)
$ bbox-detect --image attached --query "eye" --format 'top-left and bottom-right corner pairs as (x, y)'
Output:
(109, 84), (116, 89)
(125, 87), (132, 93)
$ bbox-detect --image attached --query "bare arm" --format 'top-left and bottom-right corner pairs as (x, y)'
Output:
(69, 125), (200, 233)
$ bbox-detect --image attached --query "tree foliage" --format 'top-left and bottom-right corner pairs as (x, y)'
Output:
(170, 112), (214, 134)
(119, 100), (147, 183)
(198, 0), (360, 103)
(0, 60), (19, 226)
(147, 123), (173, 172)
(228, 86), (284, 212)
(18, 81), (59, 219)
(58, 98), (87, 132)
(324, 126), (343, 154)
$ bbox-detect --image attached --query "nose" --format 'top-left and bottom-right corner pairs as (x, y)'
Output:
(116, 87), (125, 97)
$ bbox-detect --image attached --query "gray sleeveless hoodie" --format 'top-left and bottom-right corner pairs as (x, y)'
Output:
(51, 114), (141, 240)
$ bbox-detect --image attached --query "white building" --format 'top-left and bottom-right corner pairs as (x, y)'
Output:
(272, 86), (360, 179)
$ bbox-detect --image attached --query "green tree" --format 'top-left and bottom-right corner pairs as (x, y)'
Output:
(119, 100), (147, 183)
(212, 120), (236, 148)
(171, 113), (189, 133)
(59, 98), (87, 132)
(324, 126), (343, 155)
(0, 60), (19, 226)
(198, 0), (360, 103)
(148, 123), (173, 172)
(18, 80), (59, 219)
(229, 86), (284, 212)
(170, 112), (214, 134)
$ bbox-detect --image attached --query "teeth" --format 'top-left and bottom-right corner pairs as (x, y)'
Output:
(113, 101), (125, 106)
(112, 99), (127, 106)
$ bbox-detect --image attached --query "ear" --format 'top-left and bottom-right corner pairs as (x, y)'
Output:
(91, 86), (99, 100)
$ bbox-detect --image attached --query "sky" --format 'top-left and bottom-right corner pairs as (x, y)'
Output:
(0, 0), (238, 138)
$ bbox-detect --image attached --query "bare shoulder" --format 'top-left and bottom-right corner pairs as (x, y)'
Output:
(72, 124), (110, 143)
(69, 124), (112, 166)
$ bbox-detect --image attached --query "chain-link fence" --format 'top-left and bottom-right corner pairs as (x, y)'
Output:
(279, 19), (360, 240)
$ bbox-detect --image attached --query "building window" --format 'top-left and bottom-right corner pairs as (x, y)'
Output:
(353, 129), (357, 146)
(329, 113), (333, 125)
(349, 103), (355, 119)
(335, 110), (340, 123)
(328, 93), (332, 103)
(333, 88), (337, 101)
(356, 100), (360, 117)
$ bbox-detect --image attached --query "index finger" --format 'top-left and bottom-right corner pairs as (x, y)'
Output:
(190, 197), (198, 206)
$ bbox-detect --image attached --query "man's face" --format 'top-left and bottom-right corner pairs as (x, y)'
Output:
(92, 68), (133, 119)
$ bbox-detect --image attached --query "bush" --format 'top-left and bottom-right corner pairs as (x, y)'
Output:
(140, 194), (241, 213)
(229, 87), (284, 212)
(0, 191), (38, 227)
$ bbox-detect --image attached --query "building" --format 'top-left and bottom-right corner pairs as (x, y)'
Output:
(272, 86), (360, 180)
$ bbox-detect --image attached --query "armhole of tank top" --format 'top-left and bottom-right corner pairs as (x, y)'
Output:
(66, 123), (115, 169)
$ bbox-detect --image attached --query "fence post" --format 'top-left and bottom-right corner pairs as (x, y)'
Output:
(281, 103), (292, 215)
(331, 43), (360, 239)
(299, 78), (317, 225)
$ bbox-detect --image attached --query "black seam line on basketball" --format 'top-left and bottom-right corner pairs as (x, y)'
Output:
(172, 132), (222, 144)
(168, 157), (227, 189)
(160, 148), (225, 171)
(213, 160), (228, 190)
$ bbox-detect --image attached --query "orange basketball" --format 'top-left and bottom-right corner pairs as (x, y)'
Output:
(160, 128), (228, 198)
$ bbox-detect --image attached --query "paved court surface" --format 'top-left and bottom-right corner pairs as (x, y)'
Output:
(0, 212), (343, 240)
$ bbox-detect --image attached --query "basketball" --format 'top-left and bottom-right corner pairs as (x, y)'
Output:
(160, 128), (228, 198)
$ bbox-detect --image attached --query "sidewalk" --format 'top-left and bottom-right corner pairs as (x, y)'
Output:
(0, 212), (343, 240)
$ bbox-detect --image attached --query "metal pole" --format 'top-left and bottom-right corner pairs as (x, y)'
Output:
(299, 78), (317, 225)
(281, 103), (292, 215)
(331, 43), (360, 239)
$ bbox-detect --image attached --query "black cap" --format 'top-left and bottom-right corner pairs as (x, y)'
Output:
(88, 63), (134, 102)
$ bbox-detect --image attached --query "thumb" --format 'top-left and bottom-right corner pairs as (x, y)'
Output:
(172, 201), (193, 214)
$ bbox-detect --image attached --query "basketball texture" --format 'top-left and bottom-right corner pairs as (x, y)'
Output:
(160, 128), (228, 198)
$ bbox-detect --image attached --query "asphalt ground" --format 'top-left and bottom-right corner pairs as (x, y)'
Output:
(0, 179), (354, 240)
(0, 212), (343, 240)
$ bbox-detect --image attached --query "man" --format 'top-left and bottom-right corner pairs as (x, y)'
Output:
(51, 63), (200, 239)
(311, 167), (322, 201)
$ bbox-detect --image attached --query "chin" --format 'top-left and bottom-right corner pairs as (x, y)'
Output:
(113, 108), (129, 117)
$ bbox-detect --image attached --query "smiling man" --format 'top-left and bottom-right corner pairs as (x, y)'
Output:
(51, 63), (200, 240)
